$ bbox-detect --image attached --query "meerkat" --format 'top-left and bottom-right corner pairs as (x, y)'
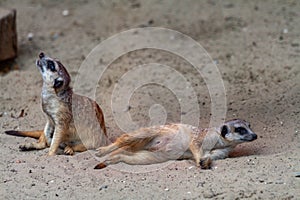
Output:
(94, 119), (257, 169)
(5, 52), (109, 156)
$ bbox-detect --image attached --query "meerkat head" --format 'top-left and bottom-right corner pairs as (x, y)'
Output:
(219, 119), (257, 143)
(36, 52), (71, 91)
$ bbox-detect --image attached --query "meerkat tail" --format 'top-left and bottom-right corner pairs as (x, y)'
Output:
(5, 130), (43, 139)
(94, 162), (107, 169)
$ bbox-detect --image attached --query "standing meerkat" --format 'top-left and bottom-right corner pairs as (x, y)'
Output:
(94, 119), (257, 169)
(6, 52), (109, 155)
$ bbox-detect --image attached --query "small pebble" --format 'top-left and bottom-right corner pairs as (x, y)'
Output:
(280, 121), (283, 126)
(52, 32), (60, 40)
(27, 33), (34, 41)
(275, 180), (284, 184)
(258, 179), (264, 183)
(164, 188), (169, 191)
(283, 28), (288, 34)
(148, 19), (154, 25)
(123, 106), (131, 112)
(62, 10), (69, 16)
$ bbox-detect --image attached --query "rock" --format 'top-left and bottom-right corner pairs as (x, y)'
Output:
(0, 8), (17, 61)
(99, 185), (108, 190)
(27, 32), (34, 41)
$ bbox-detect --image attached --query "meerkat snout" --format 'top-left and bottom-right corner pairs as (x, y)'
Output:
(240, 129), (257, 141)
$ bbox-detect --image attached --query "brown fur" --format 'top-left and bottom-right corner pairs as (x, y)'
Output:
(5, 52), (109, 155)
(94, 119), (257, 169)
(5, 130), (43, 139)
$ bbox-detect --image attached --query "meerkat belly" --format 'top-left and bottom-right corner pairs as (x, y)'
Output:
(146, 126), (192, 159)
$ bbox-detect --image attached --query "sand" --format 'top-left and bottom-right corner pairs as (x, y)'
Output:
(0, 0), (299, 199)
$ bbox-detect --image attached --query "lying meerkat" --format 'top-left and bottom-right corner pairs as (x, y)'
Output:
(6, 52), (109, 155)
(94, 119), (257, 169)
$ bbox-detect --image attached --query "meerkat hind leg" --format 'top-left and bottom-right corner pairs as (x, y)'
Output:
(72, 143), (87, 152)
(19, 141), (47, 151)
(19, 133), (48, 151)
(95, 143), (119, 157)
(104, 150), (167, 166)
(63, 146), (74, 155)
(96, 133), (141, 157)
(20, 120), (54, 151)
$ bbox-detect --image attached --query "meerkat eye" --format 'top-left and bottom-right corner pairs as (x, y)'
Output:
(235, 127), (248, 135)
(47, 60), (56, 72)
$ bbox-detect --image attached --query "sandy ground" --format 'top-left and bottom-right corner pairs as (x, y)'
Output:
(0, 0), (299, 199)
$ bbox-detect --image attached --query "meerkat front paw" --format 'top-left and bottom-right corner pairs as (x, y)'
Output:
(64, 146), (75, 155)
(200, 157), (212, 169)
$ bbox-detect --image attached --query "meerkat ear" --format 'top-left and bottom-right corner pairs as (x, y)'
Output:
(54, 78), (64, 88)
(221, 125), (229, 138)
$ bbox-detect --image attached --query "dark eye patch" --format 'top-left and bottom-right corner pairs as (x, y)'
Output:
(235, 127), (248, 135)
(47, 60), (56, 72)
(221, 125), (229, 138)
(54, 78), (63, 88)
